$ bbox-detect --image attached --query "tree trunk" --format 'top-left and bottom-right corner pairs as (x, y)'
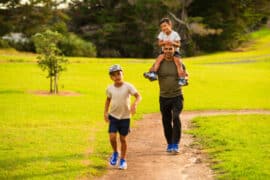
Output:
(50, 76), (53, 93)
(54, 73), (58, 94)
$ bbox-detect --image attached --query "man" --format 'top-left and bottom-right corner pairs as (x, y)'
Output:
(157, 43), (184, 153)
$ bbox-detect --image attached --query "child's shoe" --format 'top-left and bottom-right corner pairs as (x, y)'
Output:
(178, 77), (188, 86)
(119, 159), (127, 170)
(143, 72), (157, 81)
(109, 152), (118, 166)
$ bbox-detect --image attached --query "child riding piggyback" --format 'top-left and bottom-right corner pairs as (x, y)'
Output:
(144, 18), (188, 86)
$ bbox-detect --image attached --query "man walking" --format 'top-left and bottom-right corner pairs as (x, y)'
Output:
(157, 43), (184, 153)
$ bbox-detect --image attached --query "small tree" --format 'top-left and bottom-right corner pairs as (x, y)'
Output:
(32, 30), (68, 94)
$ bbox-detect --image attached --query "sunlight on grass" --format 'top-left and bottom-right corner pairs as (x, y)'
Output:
(190, 114), (270, 179)
(0, 28), (270, 179)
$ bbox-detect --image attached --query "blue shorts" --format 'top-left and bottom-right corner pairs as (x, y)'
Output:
(108, 115), (130, 136)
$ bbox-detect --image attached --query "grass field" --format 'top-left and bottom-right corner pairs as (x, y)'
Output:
(190, 114), (270, 179)
(0, 27), (270, 179)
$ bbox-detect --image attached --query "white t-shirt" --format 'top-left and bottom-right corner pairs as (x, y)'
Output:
(106, 82), (138, 119)
(157, 30), (181, 52)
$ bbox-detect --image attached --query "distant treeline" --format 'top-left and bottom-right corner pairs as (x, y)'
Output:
(0, 0), (269, 58)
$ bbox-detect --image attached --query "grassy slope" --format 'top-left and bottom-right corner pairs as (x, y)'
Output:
(188, 28), (270, 179)
(0, 28), (270, 179)
(190, 115), (270, 179)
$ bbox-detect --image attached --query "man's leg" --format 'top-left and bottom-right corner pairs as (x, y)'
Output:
(171, 95), (183, 151)
(160, 97), (173, 145)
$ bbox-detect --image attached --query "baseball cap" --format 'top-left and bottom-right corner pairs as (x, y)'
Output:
(109, 64), (122, 74)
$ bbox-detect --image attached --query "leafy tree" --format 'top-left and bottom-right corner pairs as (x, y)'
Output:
(32, 30), (68, 94)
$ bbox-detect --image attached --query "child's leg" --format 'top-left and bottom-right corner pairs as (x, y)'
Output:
(109, 133), (118, 152)
(152, 54), (165, 72)
(173, 56), (185, 77)
(119, 135), (127, 160)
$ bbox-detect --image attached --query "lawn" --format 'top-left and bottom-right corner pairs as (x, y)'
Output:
(190, 114), (270, 179)
(0, 27), (270, 179)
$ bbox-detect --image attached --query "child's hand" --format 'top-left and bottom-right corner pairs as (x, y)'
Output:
(130, 104), (137, 115)
(164, 40), (173, 46)
(104, 113), (109, 123)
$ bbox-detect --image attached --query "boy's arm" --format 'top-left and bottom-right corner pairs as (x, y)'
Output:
(158, 39), (166, 47)
(172, 40), (180, 48)
(104, 97), (111, 122)
(130, 92), (142, 115)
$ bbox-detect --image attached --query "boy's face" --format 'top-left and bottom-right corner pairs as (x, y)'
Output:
(160, 22), (172, 34)
(163, 44), (175, 60)
(110, 70), (123, 84)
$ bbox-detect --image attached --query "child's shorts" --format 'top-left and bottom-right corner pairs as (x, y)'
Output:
(108, 115), (130, 136)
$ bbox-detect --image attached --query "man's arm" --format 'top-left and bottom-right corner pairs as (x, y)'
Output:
(104, 97), (111, 122)
(130, 92), (142, 115)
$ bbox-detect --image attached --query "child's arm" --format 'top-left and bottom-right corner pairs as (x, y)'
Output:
(130, 92), (142, 115)
(104, 97), (111, 122)
(158, 39), (166, 47)
(172, 40), (180, 48)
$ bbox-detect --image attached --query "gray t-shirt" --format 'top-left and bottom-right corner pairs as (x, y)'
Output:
(106, 82), (138, 119)
(157, 60), (182, 98)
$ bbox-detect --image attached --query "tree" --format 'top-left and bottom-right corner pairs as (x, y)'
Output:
(32, 30), (68, 94)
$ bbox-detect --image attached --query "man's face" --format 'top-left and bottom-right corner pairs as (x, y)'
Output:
(163, 44), (175, 59)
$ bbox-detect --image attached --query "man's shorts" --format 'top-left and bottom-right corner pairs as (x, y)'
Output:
(108, 115), (130, 136)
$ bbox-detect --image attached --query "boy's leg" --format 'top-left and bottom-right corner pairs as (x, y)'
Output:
(173, 56), (188, 86)
(119, 135), (127, 160)
(173, 56), (185, 77)
(109, 133), (117, 152)
(108, 115), (119, 166)
(152, 54), (165, 72)
(118, 119), (129, 169)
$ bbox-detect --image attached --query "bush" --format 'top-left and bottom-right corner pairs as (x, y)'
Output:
(0, 39), (10, 48)
(59, 33), (96, 57)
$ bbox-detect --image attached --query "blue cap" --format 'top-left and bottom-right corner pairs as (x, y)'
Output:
(109, 64), (122, 74)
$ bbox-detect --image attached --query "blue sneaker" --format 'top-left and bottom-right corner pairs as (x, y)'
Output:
(119, 159), (127, 170)
(110, 152), (118, 166)
(166, 144), (173, 152)
(143, 72), (157, 81)
(178, 77), (188, 86)
(172, 144), (180, 153)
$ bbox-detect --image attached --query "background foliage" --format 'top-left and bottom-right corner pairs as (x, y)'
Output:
(0, 0), (270, 57)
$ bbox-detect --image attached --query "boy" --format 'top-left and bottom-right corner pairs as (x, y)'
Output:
(104, 64), (142, 170)
(144, 18), (188, 86)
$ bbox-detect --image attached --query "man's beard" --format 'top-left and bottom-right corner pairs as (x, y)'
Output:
(164, 53), (173, 60)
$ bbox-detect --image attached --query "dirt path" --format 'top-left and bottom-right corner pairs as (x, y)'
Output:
(96, 110), (270, 180)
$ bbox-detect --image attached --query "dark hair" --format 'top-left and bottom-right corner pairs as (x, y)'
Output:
(159, 18), (172, 25)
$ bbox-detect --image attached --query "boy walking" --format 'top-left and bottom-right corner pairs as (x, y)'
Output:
(104, 64), (142, 170)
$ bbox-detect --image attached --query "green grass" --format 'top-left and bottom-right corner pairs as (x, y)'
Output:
(0, 27), (270, 179)
(189, 114), (270, 179)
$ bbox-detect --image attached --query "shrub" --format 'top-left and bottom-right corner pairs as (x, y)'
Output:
(59, 33), (96, 57)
